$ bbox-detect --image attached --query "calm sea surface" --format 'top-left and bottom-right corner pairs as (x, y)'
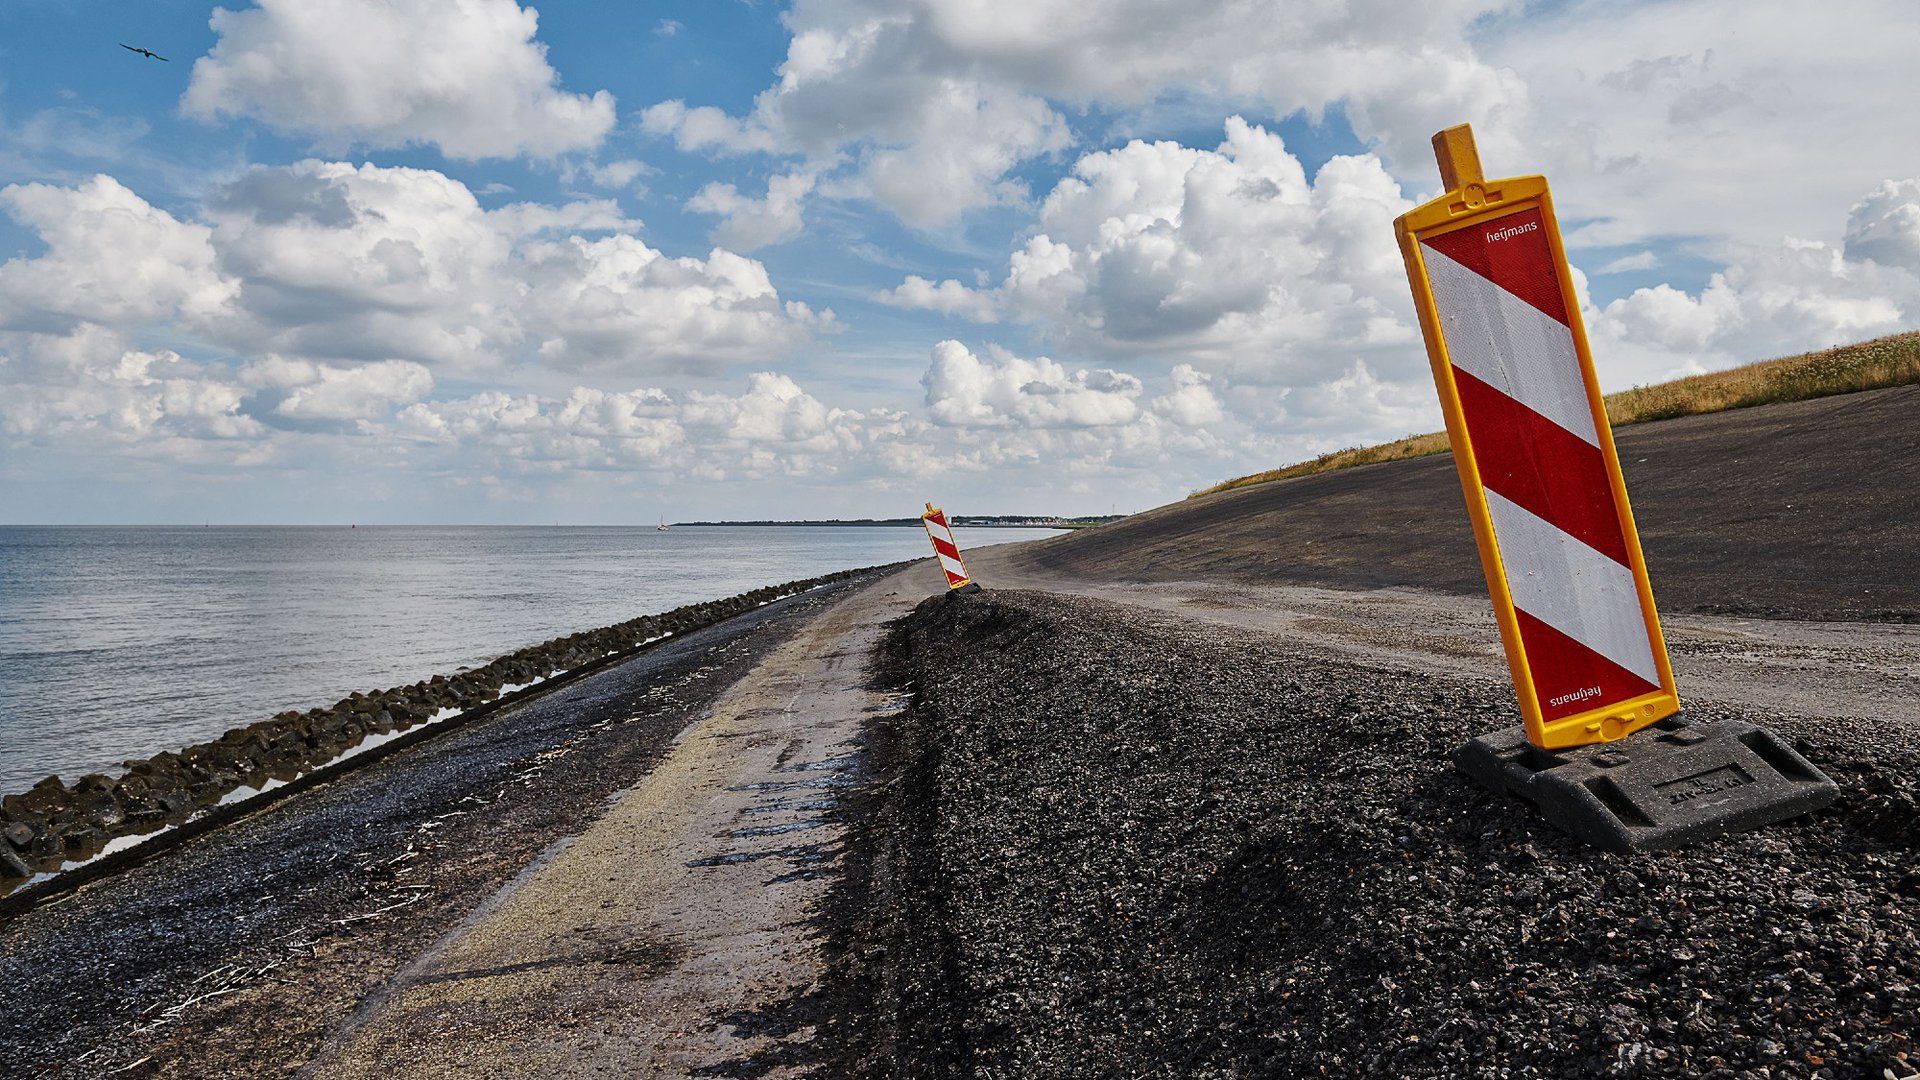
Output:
(0, 525), (1058, 794)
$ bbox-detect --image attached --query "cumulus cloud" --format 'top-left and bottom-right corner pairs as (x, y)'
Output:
(0, 326), (262, 449)
(1277, 359), (1437, 441)
(891, 118), (1418, 377)
(860, 89), (1071, 226)
(380, 345), (1247, 497)
(1153, 363), (1224, 427)
(203, 162), (520, 367)
(875, 276), (1000, 321)
(922, 340), (1142, 428)
(1482, 2), (1920, 249)
(396, 386), (685, 471)
(682, 372), (858, 455)
(1591, 177), (1920, 382)
(1597, 252), (1660, 275)
(583, 159), (651, 191)
(0, 164), (826, 380)
(0, 176), (235, 333)
(270, 360), (434, 423)
(630, 0), (1920, 274)
(686, 170), (816, 250)
(0, 155), (866, 509)
(870, 121), (1475, 484)
(183, 0), (616, 159)
(640, 0), (1513, 226)
(520, 237), (832, 372)
(396, 372), (864, 481)
(639, 100), (781, 156)
(1844, 179), (1920, 271)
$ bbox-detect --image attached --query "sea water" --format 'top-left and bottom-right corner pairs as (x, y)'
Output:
(0, 525), (1058, 794)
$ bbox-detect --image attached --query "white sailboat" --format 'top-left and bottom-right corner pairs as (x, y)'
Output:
(657, 516), (670, 532)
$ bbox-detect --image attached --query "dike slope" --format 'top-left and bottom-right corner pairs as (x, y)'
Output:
(1001, 384), (1920, 623)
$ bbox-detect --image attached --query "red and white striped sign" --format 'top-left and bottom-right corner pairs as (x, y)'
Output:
(1414, 203), (1675, 744)
(920, 505), (973, 590)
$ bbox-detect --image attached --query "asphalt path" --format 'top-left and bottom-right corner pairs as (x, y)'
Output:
(0, 577), (878, 1078)
(296, 569), (924, 1079)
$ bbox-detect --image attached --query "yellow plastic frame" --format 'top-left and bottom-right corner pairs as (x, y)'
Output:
(1393, 125), (1680, 750)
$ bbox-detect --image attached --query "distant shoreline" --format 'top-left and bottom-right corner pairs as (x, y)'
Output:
(670, 519), (1101, 529)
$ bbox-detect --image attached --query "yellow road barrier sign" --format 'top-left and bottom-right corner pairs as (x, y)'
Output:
(1393, 124), (1680, 750)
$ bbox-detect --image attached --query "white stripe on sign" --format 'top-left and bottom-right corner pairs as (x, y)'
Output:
(924, 519), (956, 547)
(1484, 489), (1659, 685)
(1421, 245), (1598, 448)
(938, 552), (970, 580)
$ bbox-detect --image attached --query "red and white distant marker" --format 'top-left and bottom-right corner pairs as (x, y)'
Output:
(1395, 125), (1680, 750)
(919, 503), (975, 591)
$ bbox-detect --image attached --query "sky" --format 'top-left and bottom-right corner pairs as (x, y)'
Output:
(1, 0), (1916, 524)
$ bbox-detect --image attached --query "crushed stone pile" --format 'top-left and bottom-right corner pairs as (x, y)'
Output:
(856, 588), (1919, 1079)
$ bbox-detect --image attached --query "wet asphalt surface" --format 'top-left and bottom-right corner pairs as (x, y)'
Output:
(0, 578), (870, 1078)
(859, 588), (1919, 1080)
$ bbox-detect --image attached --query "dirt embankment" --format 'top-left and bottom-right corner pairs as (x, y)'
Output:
(1006, 385), (1920, 623)
(854, 588), (1919, 1079)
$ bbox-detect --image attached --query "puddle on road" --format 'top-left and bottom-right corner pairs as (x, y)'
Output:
(731, 819), (829, 839)
(782, 755), (858, 773)
(685, 843), (833, 869)
(727, 776), (852, 793)
(767, 866), (834, 884)
(738, 799), (837, 816)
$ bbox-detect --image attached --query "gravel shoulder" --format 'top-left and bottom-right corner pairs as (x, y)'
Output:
(855, 587), (1918, 1079)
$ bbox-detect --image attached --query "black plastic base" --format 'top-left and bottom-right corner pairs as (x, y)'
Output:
(949, 582), (982, 595)
(1455, 717), (1838, 853)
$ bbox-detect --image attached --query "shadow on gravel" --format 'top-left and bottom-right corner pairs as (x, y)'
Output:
(854, 587), (1920, 1080)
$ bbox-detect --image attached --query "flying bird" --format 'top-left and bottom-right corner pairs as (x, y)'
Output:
(120, 43), (169, 61)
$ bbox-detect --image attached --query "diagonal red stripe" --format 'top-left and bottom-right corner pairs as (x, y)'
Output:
(1452, 366), (1631, 567)
(1422, 207), (1568, 326)
(1515, 608), (1661, 722)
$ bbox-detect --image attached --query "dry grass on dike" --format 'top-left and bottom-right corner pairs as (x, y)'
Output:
(1192, 330), (1920, 499)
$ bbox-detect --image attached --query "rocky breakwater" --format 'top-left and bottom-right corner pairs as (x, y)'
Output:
(0, 569), (873, 894)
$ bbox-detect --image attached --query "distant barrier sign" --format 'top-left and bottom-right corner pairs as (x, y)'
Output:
(1394, 125), (1680, 749)
(920, 503), (974, 591)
